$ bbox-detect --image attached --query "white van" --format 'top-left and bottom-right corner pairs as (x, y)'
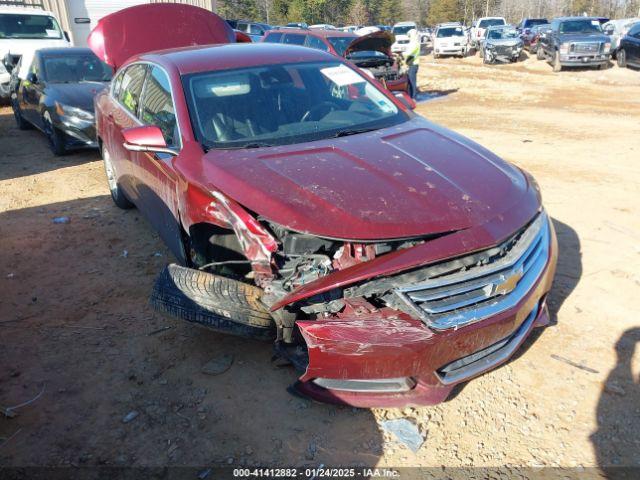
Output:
(0, 7), (70, 98)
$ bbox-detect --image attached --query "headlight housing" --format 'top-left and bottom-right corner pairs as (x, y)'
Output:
(55, 102), (94, 122)
(604, 42), (611, 52)
(559, 43), (570, 55)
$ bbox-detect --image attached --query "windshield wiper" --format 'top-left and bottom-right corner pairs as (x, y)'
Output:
(333, 127), (378, 138)
(204, 142), (273, 151)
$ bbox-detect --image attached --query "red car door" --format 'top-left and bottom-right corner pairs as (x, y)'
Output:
(108, 63), (149, 204)
(132, 64), (186, 261)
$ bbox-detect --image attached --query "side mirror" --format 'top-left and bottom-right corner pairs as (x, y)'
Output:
(122, 125), (176, 156)
(394, 91), (416, 110)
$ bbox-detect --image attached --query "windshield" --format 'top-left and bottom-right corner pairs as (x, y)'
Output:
(559, 20), (602, 34)
(488, 28), (518, 39)
(327, 36), (356, 56)
(183, 61), (407, 149)
(43, 53), (112, 83)
(392, 25), (414, 35)
(533, 24), (550, 33)
(524, 19), (548, 28)
(479, 18), (505, 29)
(0, 14), (62, 39)
(437, 27), (464, 38)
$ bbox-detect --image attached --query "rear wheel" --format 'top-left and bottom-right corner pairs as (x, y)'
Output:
(11, 100), (31, 130)
(617, 48), (627, 68)
(102, 143), (134, 209)
(553, 51), (562, 72)
(43, 111), (66, 155)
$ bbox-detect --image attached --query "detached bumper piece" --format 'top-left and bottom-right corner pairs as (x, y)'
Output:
(150, 264), (274, 340)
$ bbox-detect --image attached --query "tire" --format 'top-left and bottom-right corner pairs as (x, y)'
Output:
(617, 49), (627, 69)
(101, 143), (134, 209)
(42, 111), (66, 155)
(11, 100), (31, 130)
(150, 263), (275, 340)
(553, 51), (562, 72)
(537, 47), (545, 60)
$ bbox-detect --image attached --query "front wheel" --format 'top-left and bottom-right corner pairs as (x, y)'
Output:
(102, 143), (134, 209)
(43, 111), (66, 155)
(617, 49), (627, 68)
(553, 51), (562, 72)
(537, 47), (545, 60)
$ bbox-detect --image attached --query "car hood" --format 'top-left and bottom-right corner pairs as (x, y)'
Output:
(88, 3), (235, 69)
(194, 117), (537, 240)
(558, 33), (609, 43)
(392, 34), (409, 44)
(48, 82), (108, 112)
(0, 39), (70, 79)
(487, 38), (522, 46)
(344, 31), (394, 57)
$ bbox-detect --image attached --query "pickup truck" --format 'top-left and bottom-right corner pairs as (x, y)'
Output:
(0, 6), (70, 99)
(538, 16), (611, 72)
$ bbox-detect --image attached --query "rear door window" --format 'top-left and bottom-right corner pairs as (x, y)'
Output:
(283, 33), (306, 45)
(139, 65), (179, 148)
(118, 64), (148, 117)
(263, 32), (283, 43)
(306, 35), (329, 51)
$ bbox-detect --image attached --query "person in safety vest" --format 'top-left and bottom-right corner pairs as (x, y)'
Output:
(404, 28), (421, 98)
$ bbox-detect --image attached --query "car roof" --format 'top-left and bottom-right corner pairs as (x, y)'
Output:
(555, 16), (602, 21)
(133, 43), (338, 76)
(0, 7), (56, 16)
(269, 27), (355, 38)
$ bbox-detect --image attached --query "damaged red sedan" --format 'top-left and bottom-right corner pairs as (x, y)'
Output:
(91, 4), (557, 408)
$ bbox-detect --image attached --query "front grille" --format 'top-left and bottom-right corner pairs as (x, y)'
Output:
(495, 45), (513, 56)
(389, 212), (550, 331)
(572, 42), (600, 54)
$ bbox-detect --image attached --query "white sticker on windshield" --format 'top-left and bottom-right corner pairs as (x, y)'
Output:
(45, 29), (58, 37)
(321, 65), (365, 87)
(591, 20), (599, 26)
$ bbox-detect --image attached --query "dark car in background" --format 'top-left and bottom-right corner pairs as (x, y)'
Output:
(517, 18), (549, 35)
(522, 23), (550, 53)
(10, 47), (112, 155)
(262, 28), (411, 95)
(538, 17), (611, 72)
(617, 22), (640, 69)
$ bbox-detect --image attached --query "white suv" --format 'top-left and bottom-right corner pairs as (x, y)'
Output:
(433, 23), (467, 58)
(0, 7), (70, 99)
(471, 17), (506, 48)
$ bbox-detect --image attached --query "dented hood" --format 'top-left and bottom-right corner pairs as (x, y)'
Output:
(344, 31), (395, 57)
(88, 3), (235, 69)
(197, 117), (537, 241)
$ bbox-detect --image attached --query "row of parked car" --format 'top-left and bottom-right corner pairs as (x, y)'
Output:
(430, 15), (640, 71)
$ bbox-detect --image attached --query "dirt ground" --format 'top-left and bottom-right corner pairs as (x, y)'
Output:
(1, 52), (639, 474)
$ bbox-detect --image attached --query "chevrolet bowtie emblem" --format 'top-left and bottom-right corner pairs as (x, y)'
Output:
(494, 268), (524, 295)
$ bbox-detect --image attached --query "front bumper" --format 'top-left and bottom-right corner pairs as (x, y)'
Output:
(57, 117), (98, 149)
(559, 53), (610, 66)
(294, 217), (558, 408)
(434, 46), (465, 55)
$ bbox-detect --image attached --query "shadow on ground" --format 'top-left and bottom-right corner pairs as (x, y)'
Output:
(0, 196), (383, 467)
(591, 327), (640, 471)
(0, 108), (98, 181)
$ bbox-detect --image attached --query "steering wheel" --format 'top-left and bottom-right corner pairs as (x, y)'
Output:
(301, 101), (340, 122)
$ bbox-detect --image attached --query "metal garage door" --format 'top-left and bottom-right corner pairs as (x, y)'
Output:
(69, 0), (150, 47)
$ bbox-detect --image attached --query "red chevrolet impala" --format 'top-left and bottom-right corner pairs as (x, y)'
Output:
(90, 4), (557, 407)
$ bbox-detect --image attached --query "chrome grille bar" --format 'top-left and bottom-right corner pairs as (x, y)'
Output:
(393, 212), (550, 331)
